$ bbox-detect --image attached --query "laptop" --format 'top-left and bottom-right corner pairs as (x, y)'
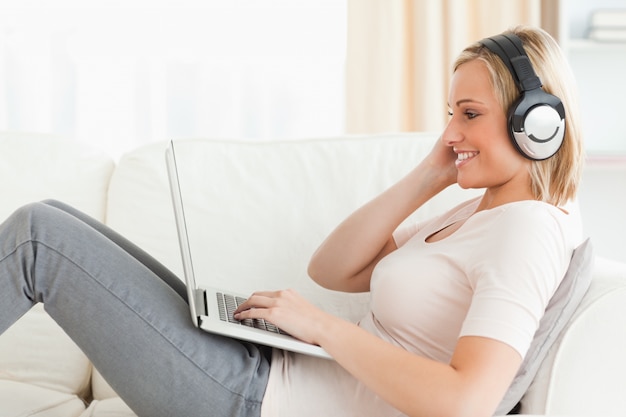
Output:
(165, 140), (332, 359)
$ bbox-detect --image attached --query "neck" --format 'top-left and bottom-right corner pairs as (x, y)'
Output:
(475, 185), (536, 212)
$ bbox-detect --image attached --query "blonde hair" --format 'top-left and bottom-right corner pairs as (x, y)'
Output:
(453, 26), (584, 206)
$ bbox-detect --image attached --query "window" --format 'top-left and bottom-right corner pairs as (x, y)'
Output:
(0, 0), (347, 157)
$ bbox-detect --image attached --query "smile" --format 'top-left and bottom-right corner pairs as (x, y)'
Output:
(456, 151), (479, 162)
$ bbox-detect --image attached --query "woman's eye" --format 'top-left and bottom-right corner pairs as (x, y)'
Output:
(447, 111), (453, 117)
(465, 111), (478, 119)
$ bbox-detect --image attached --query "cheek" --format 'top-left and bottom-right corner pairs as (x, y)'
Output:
(489, 127), (520, 159)
(480, 138), (527, 175)
(494, 146), (532, 180)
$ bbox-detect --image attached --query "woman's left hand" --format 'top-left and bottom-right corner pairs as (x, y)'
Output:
(233, 289), (333, 346)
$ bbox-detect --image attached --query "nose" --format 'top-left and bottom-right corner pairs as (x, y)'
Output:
(441, 117), (463, 148)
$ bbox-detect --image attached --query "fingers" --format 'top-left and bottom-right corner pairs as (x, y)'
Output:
(231, 289), (329, 345)
(233, 292), (271, 316)
(233, 289), (296, 317)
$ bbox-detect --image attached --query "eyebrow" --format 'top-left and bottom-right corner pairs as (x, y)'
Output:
(447, 98), (485, 108)
(448, 98), (486, 107)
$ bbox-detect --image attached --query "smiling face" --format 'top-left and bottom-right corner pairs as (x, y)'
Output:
(443, 59), (533, 205)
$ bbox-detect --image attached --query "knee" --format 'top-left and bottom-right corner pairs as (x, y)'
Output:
(14, 199), (76, 222)
(0, 202), (75, 265)
(40, 199), (64, 209)
(9, 202), (59, 229)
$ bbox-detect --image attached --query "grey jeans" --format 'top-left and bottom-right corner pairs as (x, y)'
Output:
(0, 201), (271, 417)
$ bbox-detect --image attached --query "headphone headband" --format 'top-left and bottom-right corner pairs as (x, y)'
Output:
(480, 34), (542, 92)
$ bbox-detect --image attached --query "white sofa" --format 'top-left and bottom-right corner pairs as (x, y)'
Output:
(1, 131), (626, 417)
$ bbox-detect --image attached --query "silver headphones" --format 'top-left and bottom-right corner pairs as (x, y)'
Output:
(479, 33), (565, 161)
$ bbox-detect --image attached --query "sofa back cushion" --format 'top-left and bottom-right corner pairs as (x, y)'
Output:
(0, 132), (114, 220)
(106, 134), (481, 321)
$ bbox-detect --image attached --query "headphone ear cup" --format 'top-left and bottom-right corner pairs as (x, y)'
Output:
(508, 90), (566, 161)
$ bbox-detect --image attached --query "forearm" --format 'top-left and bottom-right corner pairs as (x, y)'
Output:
(308, 160), (451, 291)
(315, 315), (516, 417)
(316, 316), (461, 417)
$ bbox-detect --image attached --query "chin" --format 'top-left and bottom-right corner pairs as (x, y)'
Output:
(456, 177), (476, 190)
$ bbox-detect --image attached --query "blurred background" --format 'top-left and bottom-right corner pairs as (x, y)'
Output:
(0, 0), (625, 158)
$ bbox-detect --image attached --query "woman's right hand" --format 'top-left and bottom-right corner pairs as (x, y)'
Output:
(423, 136), (458, 189)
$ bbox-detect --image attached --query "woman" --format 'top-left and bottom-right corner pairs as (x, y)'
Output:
(0, 26), (583, 417)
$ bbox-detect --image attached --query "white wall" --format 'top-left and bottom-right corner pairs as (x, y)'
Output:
(559, 1), (626, 263)
(578, 157), (626, 263)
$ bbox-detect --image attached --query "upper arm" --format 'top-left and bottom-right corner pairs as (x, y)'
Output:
(449, 336), (522, 416)
(310, 236), (398, 293)
(348, 237), (398, 292)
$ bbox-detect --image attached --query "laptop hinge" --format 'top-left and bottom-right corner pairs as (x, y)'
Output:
(195, 289), (208, 317)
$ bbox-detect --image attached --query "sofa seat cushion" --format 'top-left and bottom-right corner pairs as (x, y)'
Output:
(0, 304), (92, 396)
(0, 380), (86, 417)
(79, 397), (137, 417)
(91, 367), (121, 401)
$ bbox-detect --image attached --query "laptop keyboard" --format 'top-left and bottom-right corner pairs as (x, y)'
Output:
(216, 292), (288, 335)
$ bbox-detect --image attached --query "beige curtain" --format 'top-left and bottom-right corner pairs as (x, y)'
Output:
(346, 0), (560, 135)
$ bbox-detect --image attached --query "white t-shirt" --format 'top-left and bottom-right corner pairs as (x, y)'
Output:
(261, 197), (582, 417)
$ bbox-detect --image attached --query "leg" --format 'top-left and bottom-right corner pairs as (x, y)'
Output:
(0, 203), (270, 417)
(40, 199), (188, 303)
